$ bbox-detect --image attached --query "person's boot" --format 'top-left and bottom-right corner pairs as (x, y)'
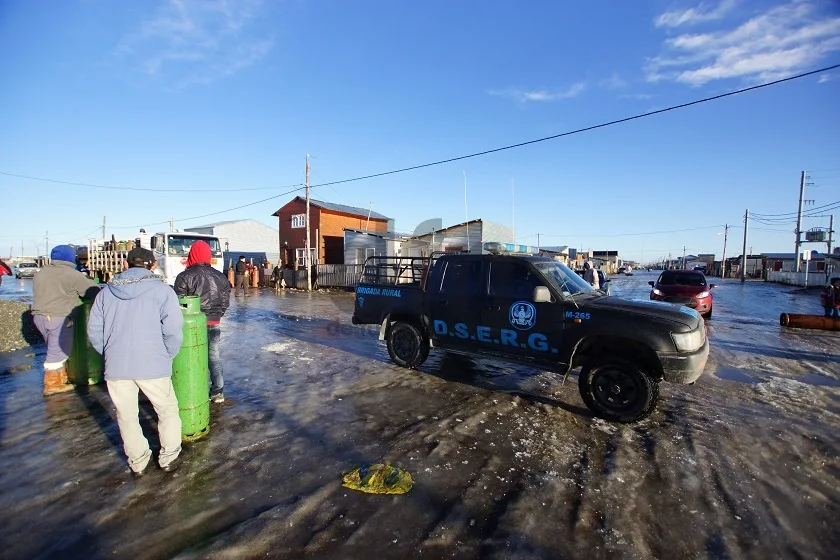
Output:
(43, 364), (74, 396)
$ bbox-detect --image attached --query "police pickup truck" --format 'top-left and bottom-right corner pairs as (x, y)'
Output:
(351, 250), (709, 423)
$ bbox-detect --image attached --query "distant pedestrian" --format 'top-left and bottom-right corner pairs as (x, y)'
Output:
(582, 261), (600, 290)
(174, 241), (231, 404)
(270, 263), (283, 289)
(87, 248), (186, 476)
(0, 259), (11, 285)
(32, 245), (99, 395)
(234, 255), (247, 297)
(820, 277), (840, 318)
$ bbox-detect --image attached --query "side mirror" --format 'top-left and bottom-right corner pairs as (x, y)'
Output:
(648, 281), (655, 287)
(534, 286), (551, 303)
(709, 284), (717, 289)
(150, 237), (157, 249)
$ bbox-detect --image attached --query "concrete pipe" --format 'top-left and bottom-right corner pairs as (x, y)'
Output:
(779, 313), (840, 331)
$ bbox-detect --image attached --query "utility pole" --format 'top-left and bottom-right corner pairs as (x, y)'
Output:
(795, 171), (806, 272)
(828, 214), (834, 256)
(21, 241), (24, 257)
(537, 233), (540, 252)
(45, 231), (49, 259)
(305, 154), (312, 292)
(102, 216), (107, 240)
(169, 218), (175, 233)
(682, 246), (686, 269)
(741, 209), (749, 283)
(721, 224), (729, 279)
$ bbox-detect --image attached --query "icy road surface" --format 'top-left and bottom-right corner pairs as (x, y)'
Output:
(0, 273), (838, 559)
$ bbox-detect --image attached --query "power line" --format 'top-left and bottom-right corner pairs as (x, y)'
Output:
(0, 171), (302, 193)
(110, 185), (306, 229)
(9, 62), (837, 231)
(307, 63), (839, 189)
(752, 198), (840, 218)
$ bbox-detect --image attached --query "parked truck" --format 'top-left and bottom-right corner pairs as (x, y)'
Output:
(87, 231), (224, 285)
(352, 246), (709, 423)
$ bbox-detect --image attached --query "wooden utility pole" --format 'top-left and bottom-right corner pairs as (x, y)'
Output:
(45, 231), (49, 260)
(682, 246), (686, 269)
(102, 216), (106, 240)
(720, 224), (729, 279)
(741, 209), (749, 283)
(828, 214), (834, 256)
(305, 154), (312, 292)
(795, 171), (805, 272)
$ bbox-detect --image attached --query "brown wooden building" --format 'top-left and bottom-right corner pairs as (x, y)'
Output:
(272, 197), (391, 266)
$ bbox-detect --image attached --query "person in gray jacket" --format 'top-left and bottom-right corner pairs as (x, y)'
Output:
(32, 245), (98, 395)
(88, 248), (186, 476)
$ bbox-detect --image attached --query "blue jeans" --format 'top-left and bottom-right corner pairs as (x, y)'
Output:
(208, 325), (224, 395)
(826, 307), (839, 318)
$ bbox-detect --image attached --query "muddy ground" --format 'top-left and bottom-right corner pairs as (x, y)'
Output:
(0, 273), (838, 559)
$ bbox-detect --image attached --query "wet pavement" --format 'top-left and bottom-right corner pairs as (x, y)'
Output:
(1, 273), (838, 559)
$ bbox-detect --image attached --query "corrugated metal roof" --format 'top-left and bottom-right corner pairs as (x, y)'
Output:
(185, 219), (277, 231)
(762, 252), (826, 259)
(310, 198), (391, 220)
(343, 228), (408, 240)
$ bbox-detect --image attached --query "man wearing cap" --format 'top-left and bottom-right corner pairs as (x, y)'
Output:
(88, 247), (186, 475)
(233, 255), (248, 297)
(31, 245), (99, 395)
(174, 240), (231, 403)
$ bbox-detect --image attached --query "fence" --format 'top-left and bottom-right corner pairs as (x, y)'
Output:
(767, 271), (829, 288)
(315, 264), (364, 288)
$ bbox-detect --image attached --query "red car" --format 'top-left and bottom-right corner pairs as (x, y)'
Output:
(649, 270), (716, 318)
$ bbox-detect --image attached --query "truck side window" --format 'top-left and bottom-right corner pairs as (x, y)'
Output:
(489, 262), (543, 300)
(439, 260), (482, 295)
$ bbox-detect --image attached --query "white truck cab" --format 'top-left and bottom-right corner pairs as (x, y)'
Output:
(147, 232), (224, 285)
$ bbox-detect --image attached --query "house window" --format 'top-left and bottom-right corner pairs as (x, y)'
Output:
(356, 248), (376, 264)
(816, 261), (825, 272)
(295, 248), (317, 267)
(291, 214), (306, 229)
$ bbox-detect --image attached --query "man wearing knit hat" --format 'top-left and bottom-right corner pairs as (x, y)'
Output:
(174, 240), (231, 403)
(88, 247), (186, 475)
(32, 244), (99, 395)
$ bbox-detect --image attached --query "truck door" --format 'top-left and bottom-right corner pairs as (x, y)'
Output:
(427, 258), (483, 350)
(482, 259), (564, 362)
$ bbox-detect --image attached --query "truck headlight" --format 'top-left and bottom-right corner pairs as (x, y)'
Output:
(671, 328), (705, 352)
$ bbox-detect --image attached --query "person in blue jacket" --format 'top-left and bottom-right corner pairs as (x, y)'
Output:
(88, 247), (186, 476)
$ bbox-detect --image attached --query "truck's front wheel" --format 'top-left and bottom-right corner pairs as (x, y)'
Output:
(386, 322), (429, 369)
(578, 358), (659, 423)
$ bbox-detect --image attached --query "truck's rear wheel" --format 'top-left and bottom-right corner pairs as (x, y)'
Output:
(578, 358), (659, 423)
(386, 321), (429, 369)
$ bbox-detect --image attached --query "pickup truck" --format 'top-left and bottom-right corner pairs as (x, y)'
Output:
(352, 253), (709, 423)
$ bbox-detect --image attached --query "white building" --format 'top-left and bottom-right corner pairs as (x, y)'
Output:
(183, 219), (280, 267)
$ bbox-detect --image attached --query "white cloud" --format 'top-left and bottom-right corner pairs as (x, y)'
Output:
(818, 73), (831, 83)
(489, 82), (587, 102)
(619, 93), (655, 100)
(646, 1), (840, 86)
(116, 0), (274, 88)
(600, 73), (628, 89)
(655, 0), (736, 28)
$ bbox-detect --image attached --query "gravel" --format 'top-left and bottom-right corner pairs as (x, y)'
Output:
(0, 299), (42, 353)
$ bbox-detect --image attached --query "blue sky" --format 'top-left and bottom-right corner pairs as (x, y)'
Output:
(1, 0), (839, 262)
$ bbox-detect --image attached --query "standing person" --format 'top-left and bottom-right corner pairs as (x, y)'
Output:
(32, 245), (98, 395)
(820, 277), (840, 318)
(174, 241), (231, 404)
(87, 248), (186, 476)
(233, 255), (247, 297)
(0, 259), (11, 285)
(582, 261), (600, 290)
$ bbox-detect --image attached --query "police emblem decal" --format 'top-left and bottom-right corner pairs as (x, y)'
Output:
(509, 301), (536, 330)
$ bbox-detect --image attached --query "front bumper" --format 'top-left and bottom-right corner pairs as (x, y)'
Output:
(657, 339), (709, 384)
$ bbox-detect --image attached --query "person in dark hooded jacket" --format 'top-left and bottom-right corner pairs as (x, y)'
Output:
(174, 241), (231, 403)
(88, 248), (185, 476)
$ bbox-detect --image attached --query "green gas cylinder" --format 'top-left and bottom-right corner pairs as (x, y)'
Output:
(172, 296), (210, 442)
(67, 298), (104, 385)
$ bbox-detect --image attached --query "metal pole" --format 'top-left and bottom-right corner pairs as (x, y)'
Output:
(828, 214), (835, 283)
(45, 231), (49, 259)
(795, 171), (805, 272)
(682, 246), (686, 269)
(741, 209), (749, 283)
(721, 224), (728, 278)
(102, 216), (106, 240)
(305, 154), (312, 292)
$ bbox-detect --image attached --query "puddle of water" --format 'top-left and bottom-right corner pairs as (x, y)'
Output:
(715, 366), (763, 384)
(714, 366), (840, 388)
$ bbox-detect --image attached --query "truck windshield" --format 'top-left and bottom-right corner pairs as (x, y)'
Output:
(534, 261), (594, 297)
(166, 236), (223, 257)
